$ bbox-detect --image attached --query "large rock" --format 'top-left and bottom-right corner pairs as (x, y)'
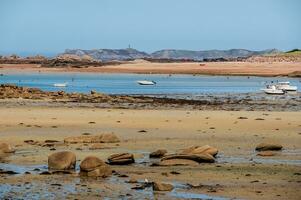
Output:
(64, 133), (120, 144)
(153, 181), (174, 191)
(150, 149), (167, 158)
(48, 151), (76, 170)
(255, 143), (283, 151)
(0, 143), (15, 153)
(161, 153), (215, 163)
(107, 153), (135, 165)
(181, 145), (218, 157)
(80, 156), (112, 177)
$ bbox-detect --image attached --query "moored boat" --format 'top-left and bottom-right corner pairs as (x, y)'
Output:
(276, 81), (297, 91)
(137, 80), (156, 85)
(53, 83), (68, 87)
(261, 85), (284, 95)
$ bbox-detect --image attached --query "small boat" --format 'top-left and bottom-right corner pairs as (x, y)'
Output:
(261, 85), (284, 95)
(137, 80), (156, 85)
(53, 83), (68, 87)
(276, 81), (297, 91)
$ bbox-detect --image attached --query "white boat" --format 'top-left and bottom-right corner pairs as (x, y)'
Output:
(276, 81), (297, 91)
(261, 85), (284, 95)
(137, 80), (156, 85)
(53, 83), (68, 87)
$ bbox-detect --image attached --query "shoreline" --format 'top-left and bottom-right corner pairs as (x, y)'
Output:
(0, 84), (300, 111)
(1, 61), (301, 77)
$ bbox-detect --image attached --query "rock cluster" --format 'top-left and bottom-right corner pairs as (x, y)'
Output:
(0, 84), (147, 104)
(156, 145), (217, 166)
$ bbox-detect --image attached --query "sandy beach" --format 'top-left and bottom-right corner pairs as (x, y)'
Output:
(1, 105), (300, 199)
(1, 61), (301, 76)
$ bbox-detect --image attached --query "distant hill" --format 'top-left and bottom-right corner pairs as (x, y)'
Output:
(59, 48), (281, 61)
(151, 49), (281, 60)
(246, 49), (301, 62)
(62, 48), (149, 61)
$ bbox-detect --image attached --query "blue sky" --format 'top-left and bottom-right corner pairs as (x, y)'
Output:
(0, 0), (300, 56)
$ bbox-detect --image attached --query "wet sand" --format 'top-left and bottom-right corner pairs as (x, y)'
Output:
(1, 107), (300, 199)
(1, 61), (301, 76)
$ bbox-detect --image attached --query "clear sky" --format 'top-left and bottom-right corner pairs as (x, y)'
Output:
(0, 0), (300, 56)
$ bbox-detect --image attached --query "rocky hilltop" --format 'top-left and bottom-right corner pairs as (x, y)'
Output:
(59, 48), (281, 61)
(63, 48), (149, 61)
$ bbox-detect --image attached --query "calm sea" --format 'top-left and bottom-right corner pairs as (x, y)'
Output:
(0, 72), (300, 95)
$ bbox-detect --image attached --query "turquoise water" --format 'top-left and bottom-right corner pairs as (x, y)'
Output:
(0, 72), (300, 94)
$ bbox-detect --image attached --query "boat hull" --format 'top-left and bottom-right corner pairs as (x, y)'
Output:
(137, 81), (156, 85)
(261, 89), (284, 95)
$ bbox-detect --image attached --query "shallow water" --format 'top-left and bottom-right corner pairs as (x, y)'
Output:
(0, 163), (229, 200)
(1, 72), (300, 94)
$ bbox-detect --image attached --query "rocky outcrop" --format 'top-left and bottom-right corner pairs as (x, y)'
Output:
(48, 151), (76, 170)
(0, 143), (15, 153)
(80, 156), (112, 177)
(107, 153), (135, 165)
(153, 182), (174, 191)
(149, 149), (167, 158)
(64, 133), (120, 144)
(255, 143), (283, 151)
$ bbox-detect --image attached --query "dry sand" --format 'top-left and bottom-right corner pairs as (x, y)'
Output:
(1, 107), (300, 199)
(1, 61), (301, 76)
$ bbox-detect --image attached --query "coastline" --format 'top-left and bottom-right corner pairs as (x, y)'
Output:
(1, 61), (301, 77)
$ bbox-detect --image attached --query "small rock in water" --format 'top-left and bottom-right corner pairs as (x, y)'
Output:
(126, 178), (138, 183)
(0, 169), (19, 175)
(80, 156), (112, 177)
(153, 181), (174, 191)
(107, 153), (135, 165)
(149, 149), (167, 158)
(238, 117), (248, 119)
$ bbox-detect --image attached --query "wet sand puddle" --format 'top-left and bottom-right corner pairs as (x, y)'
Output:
(217, 149), (301, 166)
(131, 149), (301, 166)
(1, 148), (300, 199)
(0, 162), (231, 200)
